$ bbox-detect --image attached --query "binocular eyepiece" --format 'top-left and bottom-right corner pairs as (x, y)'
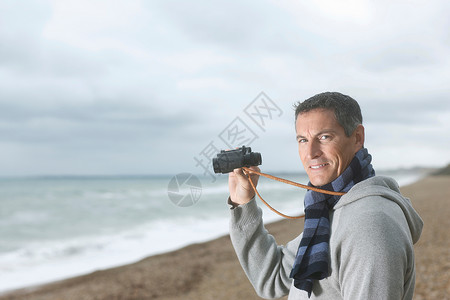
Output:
(212, 146), (262, 174)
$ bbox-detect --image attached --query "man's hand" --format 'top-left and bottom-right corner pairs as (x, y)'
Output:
(228, 166), (260, 206)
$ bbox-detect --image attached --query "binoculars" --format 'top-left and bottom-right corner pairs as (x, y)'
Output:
(212, 146), (262, 174)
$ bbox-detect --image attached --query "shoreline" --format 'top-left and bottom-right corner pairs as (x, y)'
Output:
(0, 170), (428, 294)
(1, 175), (449, 299)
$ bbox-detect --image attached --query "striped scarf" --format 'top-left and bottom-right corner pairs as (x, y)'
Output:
(290, 148), (375, 297)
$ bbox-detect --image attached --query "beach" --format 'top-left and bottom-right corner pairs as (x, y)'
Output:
(1, 175), (448, 300)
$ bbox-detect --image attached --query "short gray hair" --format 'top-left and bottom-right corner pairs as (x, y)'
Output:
(294, 92), (362, 137)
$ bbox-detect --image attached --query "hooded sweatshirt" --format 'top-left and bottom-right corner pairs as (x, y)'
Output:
(229, 176), (423, 300)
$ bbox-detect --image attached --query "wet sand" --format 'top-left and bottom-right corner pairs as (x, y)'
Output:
(1, 175), (449, 300)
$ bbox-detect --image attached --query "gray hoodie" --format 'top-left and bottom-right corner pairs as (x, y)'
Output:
(229, 176), (423, 299)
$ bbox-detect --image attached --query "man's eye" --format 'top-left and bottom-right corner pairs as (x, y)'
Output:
(298, 138), (307, 143)
(319, 135), (330, 140)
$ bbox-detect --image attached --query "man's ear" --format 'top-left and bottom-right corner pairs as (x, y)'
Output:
(353, 124), (365, 150)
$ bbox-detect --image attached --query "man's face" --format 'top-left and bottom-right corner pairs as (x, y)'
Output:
(295, 108), (364, 187)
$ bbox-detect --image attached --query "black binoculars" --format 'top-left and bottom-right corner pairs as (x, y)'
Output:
(212, 146), (262, 174)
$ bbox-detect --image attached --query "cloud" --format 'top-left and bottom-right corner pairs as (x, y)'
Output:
(0, 0), (449, 175)
(359, 43), (439, 72)
(362, 93), (450, 125)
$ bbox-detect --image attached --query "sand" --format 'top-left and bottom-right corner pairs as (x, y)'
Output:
(1, 175), (449, 300)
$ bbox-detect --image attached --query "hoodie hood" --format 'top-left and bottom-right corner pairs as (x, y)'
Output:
(334, 175), (423, 244)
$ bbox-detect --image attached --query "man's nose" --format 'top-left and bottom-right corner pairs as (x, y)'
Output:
(306, 140), (322, 160)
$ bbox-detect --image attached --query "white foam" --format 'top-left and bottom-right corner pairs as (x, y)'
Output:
(0, 216), (231, 293)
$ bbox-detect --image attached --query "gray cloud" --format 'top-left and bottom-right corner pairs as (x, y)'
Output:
(362, 94), (450, 125)
(360, 44), (439, 72)
(0, 0), (449, 175)
(0, 99), (203, 143)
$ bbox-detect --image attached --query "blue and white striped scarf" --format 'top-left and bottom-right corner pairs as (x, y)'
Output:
(290, 148), (375, 297)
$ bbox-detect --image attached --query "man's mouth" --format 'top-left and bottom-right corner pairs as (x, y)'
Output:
(310, 163), (329, 170)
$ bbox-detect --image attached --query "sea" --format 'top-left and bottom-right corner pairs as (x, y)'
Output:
(0, 169), (427, 293)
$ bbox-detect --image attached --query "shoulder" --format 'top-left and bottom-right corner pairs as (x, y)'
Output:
(337, 191), (409, 235)
(341, 197), (407, 240)
(332, 194), (413, 264)
(334, 176), (401, 209)
(335, 175), (410, 235)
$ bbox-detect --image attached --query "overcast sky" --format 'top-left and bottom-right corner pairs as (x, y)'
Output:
(0, 0), (449, 177)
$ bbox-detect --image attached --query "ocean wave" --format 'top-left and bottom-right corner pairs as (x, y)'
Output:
(0, 216), (231, 293)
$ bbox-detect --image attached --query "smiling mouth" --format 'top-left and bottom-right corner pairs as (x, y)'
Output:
(310, 163), (329, 170)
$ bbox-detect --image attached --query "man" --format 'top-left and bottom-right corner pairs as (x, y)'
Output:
(228, 92), (423, 299)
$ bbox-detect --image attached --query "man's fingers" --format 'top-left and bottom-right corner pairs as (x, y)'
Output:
(245, 166), (260, 171)
(233, 168), (246, 177)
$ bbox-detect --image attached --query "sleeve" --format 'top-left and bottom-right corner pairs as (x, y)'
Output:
(229, 198), (302, 299)
(337, 200), (414, 300)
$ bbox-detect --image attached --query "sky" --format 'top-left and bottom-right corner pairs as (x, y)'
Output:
(0, 0), (449, 177)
